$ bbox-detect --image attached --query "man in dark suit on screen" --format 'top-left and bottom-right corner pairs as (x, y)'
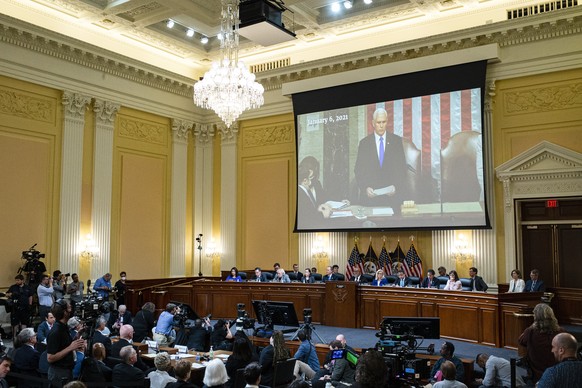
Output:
(354, 108), (409, 210)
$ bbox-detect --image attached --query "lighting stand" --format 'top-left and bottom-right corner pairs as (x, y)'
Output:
(196, 234), (203, 277)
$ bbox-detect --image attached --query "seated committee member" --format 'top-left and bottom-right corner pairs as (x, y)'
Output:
(508, 269), (525, 293)
(394, 270), (411, 287)
(112, 345), (145, 387)
(272, 269), (291, 283)
(525, 269), (546, 292)
(469, 267), (488, 292)
(226, 267), (243, 282)
(444, 271), (462, 291)
(537, 332), (582, 387)
(350, 267), (365, 283)
(354, 107), (409, 210)
(302, 268), (315, 284)
(323, 266), (338, 282)
(438, 267), (447, 277)
(290, 264), (303, 282)
(252, 267), (268, 282)
(421, 269), (439, 288)
(372, 269), (388, 286)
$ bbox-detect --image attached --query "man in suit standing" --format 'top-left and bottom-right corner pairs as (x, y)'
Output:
(354, 108), (409, 210)
(323, 266), (338, 282)
(291, 264), (303, 282)
(525, 269), (546, 292)
(469, 267), (488, 292)
(421, 269), (440, 288)
(349, 267), (364, 284)
(395, 270), (411, 287)
(112, 345), (144, 387)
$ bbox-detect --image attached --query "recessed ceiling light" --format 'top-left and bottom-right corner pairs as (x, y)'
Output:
(166, 20), (174, 29)
(186, 28), (195, 37)
(331, 2), (341, 12)
(364, 0), (373, 4)
(200, 36), (209, 44)
(344, 1), (352, 9)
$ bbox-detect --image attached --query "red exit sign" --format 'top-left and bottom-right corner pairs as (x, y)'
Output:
(546, 199), (559, 208)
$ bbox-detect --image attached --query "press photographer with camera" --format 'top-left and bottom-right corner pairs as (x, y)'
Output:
(6, 274), (33, 338)
(46, 299), (85, 387)
(52, 271), (69, 300)
(20, 244), (47, 290)
(210, 319), (234, 351)
(93, 273), (112, 300)
(66, 274), (84, 310)
(37, 274), (55, 320)
(153, 303), (179, 347)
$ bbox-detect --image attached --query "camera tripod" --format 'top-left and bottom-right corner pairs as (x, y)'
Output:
(291, 321), (325, 343)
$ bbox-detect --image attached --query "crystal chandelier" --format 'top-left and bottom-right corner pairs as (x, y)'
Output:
(193, 0), (264, 128)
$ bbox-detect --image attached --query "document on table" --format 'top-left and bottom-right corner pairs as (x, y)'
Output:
(372, 185), (395, 196)
(371, 207), (394, 216)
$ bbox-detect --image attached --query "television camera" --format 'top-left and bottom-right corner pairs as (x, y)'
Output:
(18, 244), (47, 285)
(233, 303), (256, 330)
(375, 317), (439, 384)
(73, 292), (110, 328)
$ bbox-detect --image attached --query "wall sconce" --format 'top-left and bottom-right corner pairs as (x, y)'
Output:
(313, 236), (328, 258)
(206, 239), (221, 258)
(451, 233), (474, 263)
(80, 234), (99, 261)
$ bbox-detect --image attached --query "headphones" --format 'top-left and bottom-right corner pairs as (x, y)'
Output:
(53, 298), (68, 309)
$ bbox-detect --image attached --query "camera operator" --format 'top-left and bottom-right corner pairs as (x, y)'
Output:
(210, 319), (234, 351)
(21, 248), (47, 291)
(66, 274), (84, 311)
(37, 274), (54, 320)
(46, 300), (85, 387)
(153, 303), (178, 347)
(93, 273), (112, 300)
(52, 271), (69, 300)
(186, 316), (213, 351)
(6, 274), (33, 338)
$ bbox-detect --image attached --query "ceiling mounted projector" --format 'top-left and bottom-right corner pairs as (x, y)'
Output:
(239, 0), (296, 46)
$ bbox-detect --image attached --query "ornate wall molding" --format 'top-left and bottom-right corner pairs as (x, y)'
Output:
(496, 141), (582, 278)
(192, 123), (215, 147)
(0, 87), (54, 122)
(242, 124), (293, 148)
(218, 123), (239, 145)
(62, 91), (90, 119)
(504, 82), (582, 114)
(94, 99), (120, 126)
(171, 119), (192, 145)
(118, 116), (167, 145)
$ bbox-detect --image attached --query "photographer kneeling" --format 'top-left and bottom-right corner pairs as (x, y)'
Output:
(210, 319), (234, 351)
(153, 303), (178, 347)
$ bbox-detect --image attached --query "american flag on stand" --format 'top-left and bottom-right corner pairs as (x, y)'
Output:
(378, 244), (392, 275)
(345, 242), (360, 279)
(390, 242), (406, 274)
(404, 242), (424, 279)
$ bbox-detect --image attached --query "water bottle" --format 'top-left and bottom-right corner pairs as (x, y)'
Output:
(209, 346), (214, 360)
(195, 353), (201, 363)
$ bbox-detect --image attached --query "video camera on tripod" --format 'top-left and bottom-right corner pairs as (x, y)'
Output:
(232, 303), (256, 330)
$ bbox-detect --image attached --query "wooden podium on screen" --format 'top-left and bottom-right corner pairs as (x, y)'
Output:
(324, 281), (357, 328)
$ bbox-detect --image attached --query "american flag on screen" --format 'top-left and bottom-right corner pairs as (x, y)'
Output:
(390, 242), (406, 274)
(378, 244), (392, 275)
(368, 89), (483, 184)
(345, 243), (360, 279)
(404, 243), (424, 279)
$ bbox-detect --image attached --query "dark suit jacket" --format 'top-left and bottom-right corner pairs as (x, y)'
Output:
(525, 279), (546, 292)
(471, 276), (488, 292)
(349, 275), (365, 284)
(395, 277), (411, 287)
(354, 132), (408, 208)
(108, 311), (133, 331)
(111, 363), (145, 387)
(297, 185), (325, 228)
(323, 273), (339, 282)
(111, 339), (148, 371)
(93, 329), (113, 356)
(421, 277), (440, 288)
(252, 273), (268, 282)
(13, 344), (41, 375)
(290, 271), (303, 281)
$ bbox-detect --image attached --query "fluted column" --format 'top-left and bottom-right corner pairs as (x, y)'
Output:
(91, 99), (119, 281)
(169, 119), (192, 277)
(192, 123), (215, 276)
(218, 123), (238, 272)
(59, 91), (91, 274)
(329, 232), (348, 266)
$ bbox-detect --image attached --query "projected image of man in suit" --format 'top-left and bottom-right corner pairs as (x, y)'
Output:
(354, 108), (408, 210)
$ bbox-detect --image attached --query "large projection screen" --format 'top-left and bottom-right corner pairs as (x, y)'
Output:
(293, 61), (490, 232)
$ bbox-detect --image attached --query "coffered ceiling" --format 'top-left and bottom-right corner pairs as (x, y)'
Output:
(0, 0), (570, 79)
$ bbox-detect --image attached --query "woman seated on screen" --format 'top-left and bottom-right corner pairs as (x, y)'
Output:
(372, 269), (388, 286)
(507, 269), (525, 293)
(302, 268), (315, 284)
(225, 267), (242, 282)
(443, 270), (462, 291)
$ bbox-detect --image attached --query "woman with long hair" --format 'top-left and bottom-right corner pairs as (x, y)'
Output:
(302, 268), (315, 284)
(259, 330), (291, 387)
(225, 334), (258, 386)
(518, 303), (563, 383)
(225, 267), (242, 282)
(443, 270), (462, 291)
(507, 269), (525, 293)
